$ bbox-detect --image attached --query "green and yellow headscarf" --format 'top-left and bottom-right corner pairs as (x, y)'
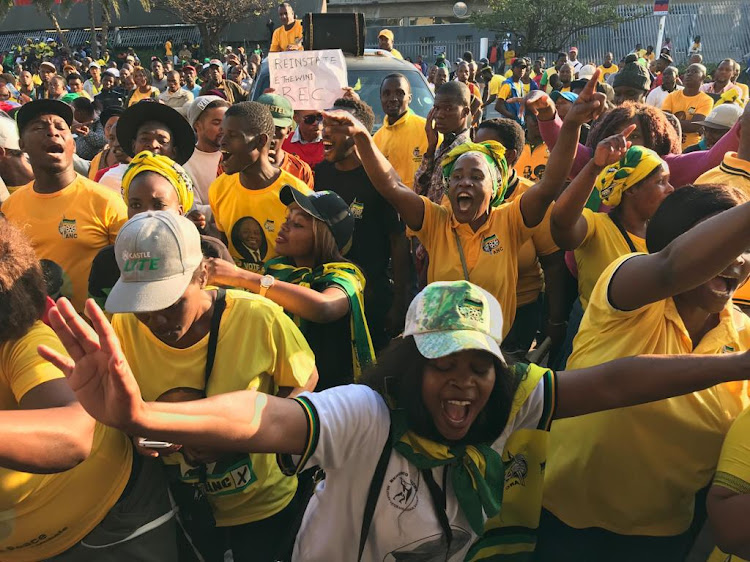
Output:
(595, 146), (664, 207)
(441, 141), (510, 207)
(121, 150), (195, 211)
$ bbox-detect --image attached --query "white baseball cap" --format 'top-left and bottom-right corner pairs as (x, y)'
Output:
(89, 61), (100, 69)
(578, 64), (596, 80)
(106, 211), (203, 314)
(0, 116), (20, 150)
(186, 95), (226, 127)
(702, 104), (743, 130)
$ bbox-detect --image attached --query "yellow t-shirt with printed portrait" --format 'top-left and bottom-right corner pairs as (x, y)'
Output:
(0, 322), (132, 561)
(112, 289), (316, 527)
(209, 170), (311, 273)
(1, 175), (127, 312)
(515, 142), (550, 182)
(707, 406), (750, 562)
(545, 254), (750, 536)
(597, 64), (619, 83)
(574, 209), (647, 310)
(661, 89), (715, 149)
(416, 195), (534, 337)
(270, 20), (304, 52)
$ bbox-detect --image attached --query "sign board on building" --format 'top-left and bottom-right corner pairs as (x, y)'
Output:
(654, 0), (669, 14)
(268, 49), (347, 110)
(433, 45), (447, 57)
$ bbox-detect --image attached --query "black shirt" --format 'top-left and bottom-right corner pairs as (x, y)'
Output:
(95, 89), (127, 110)
(303, 306), (354, 390)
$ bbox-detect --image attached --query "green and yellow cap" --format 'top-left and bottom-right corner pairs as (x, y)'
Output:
(404, 281), (505, 363)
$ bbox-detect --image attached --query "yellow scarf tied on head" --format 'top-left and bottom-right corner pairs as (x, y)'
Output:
(121, 150), (195, 211)
(441, 141), (510, 206)
(595, 146), (663, 207)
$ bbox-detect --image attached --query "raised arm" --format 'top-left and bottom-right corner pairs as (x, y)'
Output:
(206, 258), (350, 324)
(38, 298), (309, 455)
(322, 110), (426, 231)
(519, 71), (607, 228)
(555, 351), (750, 419)
(551, 126), (635, 249)
(608, 197), (750, 311)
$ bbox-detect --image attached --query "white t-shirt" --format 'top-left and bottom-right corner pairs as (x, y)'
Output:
(183, 147), (222, 220)
(287, 381), (553, 561)
(98, 162), (128, 194)
(646, 84), (684, 109)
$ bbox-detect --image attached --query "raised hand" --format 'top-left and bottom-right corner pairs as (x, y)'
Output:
(424, 107), (439, 151)
(564, 69), (607, 126)
(593, 123), (637, 167)
(206, 257), (244, 288)
(37, 298), (145, 432)
(509, 90), (555, 121)
(321, 109), (371, 139)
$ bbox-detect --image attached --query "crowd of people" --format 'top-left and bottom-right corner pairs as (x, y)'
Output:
(3, 2), (750, 561)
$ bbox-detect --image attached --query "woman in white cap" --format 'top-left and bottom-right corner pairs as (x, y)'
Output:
(73, 211), (317, 562)
(42, 273), (750, 561)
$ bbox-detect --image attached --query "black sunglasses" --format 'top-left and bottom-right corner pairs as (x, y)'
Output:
(302, 113), (323, 125)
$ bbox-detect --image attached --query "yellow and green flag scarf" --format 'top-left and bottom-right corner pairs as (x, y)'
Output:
(264, 258), (375, 378)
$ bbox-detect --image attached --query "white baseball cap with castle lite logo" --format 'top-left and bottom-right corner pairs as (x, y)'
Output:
(106, 211), (202, 314)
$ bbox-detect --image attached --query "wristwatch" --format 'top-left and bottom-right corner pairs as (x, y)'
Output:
(259, 274), (275, 298)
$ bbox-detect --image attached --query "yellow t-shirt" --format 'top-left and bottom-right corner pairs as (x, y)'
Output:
(736, 81), (750, 103)
(708, 406), (750, 562)
(0, 322), (132, 560)
(515, 142), (549, 182)
(541, 68), (557, 94)
(270, 20), (304, 52)
(416, 195), (534, 337)
(487, 74), (504, 97)
(545, 254), (750, 536)
(208, 170), (311, 273)
(504, 49), (515, 66)
(597, 64), (619, 83)
(165, 40), (172, 57)
(497, 80), (523, 101)
(574, 209), (647, 310)
(388, 48), (404, 60)
(1, 175), (127, 311)
(373, 110), (434, 189)
(128, 86), (160, 106)
(507, 177), (558, 306)
(112, 289), (315, 527)
(661, 89), (715, 149)
(696, 153), (750, 308)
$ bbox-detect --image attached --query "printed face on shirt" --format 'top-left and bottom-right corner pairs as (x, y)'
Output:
(380, 75), (412, 122)
(134, 121), (176, 160)
(20, 113), (75, 174)
(126, 171), (183, 219)
(421, 350), (496, 442)
(446, 153), (494, 224)
(134, 277), (206, 345)
(275, 204), (315, 259)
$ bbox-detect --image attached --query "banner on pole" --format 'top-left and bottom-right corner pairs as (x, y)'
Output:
(654, 0), (669, 14)
(268, 49), (348, 111)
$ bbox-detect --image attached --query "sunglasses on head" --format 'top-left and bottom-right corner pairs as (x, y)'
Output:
(302, 113), (323, 125)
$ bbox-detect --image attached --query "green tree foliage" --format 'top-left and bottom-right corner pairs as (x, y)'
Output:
(471, 0), (645, 54)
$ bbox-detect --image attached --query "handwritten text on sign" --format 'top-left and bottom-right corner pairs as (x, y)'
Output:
(268, 49), (348, 110)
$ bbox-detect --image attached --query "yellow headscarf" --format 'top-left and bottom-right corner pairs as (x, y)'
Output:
(121, 150), (195, 211)
(595, 146), (664, 207)
(441, 141), (510, 206)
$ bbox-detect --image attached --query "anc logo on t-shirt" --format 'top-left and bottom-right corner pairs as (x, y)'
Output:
(58, 217), (77, 239)
(350, 200), (364, 219)
(482, 234), (502, 255)
(412, 146), (423, 163)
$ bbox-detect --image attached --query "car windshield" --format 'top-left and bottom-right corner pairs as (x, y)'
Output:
(253, 65), (433, 132)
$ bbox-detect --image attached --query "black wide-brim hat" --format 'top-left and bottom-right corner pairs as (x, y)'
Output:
(116, 101), (195, 164)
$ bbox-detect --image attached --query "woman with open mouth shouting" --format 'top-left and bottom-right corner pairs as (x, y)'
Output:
(39, 277), (750, 562)
(320, 71), (608, 340)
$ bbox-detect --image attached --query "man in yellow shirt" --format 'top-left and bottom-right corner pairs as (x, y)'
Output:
(378, 29), (403, 60)
(269, 2), (304, 52)
(1, 100), (127, 312)
(209, 101), (311, 273)
(373, 73), (432, 189)
(480, 64), (505, 112)
(495, 58), (528, 123)
(662, 63), (715, 149)
(597, 52), (619, 83)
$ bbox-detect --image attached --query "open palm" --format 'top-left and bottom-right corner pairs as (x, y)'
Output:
(38, 298), (145, 432)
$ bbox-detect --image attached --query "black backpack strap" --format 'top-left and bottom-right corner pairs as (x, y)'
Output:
(204, 288), (227, 385)
(608, 213), (638, 253)
(358, 433), (392, 561)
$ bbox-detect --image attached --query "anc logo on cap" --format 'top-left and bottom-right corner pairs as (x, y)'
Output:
(413, 283), (489, 334)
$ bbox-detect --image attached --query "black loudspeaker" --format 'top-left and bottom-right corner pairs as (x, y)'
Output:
(302, 13), (366, 56)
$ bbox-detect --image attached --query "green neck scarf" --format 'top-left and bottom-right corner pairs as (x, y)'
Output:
(389, 407), (504, 535)
(264, 258), (375, 378)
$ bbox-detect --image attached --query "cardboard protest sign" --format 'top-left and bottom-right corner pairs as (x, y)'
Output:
(268, 49), (348, 110)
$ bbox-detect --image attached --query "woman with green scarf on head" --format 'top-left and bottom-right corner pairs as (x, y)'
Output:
(317, 72), (607, 339)
(549, 127), (673, 368)
(207, 185), (375, 389)
(43, 279), (750, 561)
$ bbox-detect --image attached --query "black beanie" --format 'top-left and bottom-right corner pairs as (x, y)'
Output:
(613, 54), (651, 91)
